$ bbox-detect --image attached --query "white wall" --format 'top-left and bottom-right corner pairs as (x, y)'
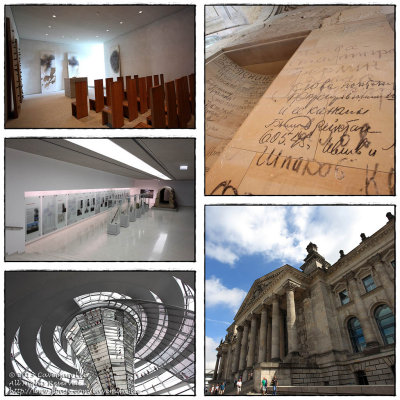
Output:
(6, 148), (134, 255)
(132, 179), (195, 207)
(5, 6), (19, 42)
(104, 6), (194, 82)
(20, 39), (105, 95)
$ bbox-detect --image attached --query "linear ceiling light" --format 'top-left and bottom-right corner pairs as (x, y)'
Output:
(65, 139), (171, 180)
(180, 165), (188, 170)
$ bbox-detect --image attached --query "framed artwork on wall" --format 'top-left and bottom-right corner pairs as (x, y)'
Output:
(67, 53), (80, 77)
(40, 51), (56, 93)
(140, 189), (154, 198)
(109, 45), (120, 77)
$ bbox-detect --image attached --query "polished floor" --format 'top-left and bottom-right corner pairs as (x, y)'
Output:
(7, 207), (194, 261)
(6, 89), (195, 129)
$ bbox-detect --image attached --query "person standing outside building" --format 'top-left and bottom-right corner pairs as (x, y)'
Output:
(236, 378), (242, 395)
(261, 377), (268, 395)
(271, 375), (278, 395)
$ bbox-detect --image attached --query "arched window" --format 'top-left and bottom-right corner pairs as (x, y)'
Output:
(348, 317), (366, 353)
(375, 305), (395, 344)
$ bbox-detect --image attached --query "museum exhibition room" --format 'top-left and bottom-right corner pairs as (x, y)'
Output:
(205, 5), (394, 195)
(5, 138), (195, 261)
(5, 271), (195, 395)
(5, 5), (195, 128)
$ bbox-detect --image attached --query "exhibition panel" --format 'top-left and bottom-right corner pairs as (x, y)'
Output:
(25, 188), (131, 243)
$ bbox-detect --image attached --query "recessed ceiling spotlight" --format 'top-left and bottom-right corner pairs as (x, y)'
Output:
(48, 25), (52, 28)
(106, 29), (110, 32)
(45, 33), (48, 36)
(52, 15), (56, 18)
(96, 35), (99, 38)
(138, 10), (143, 14)
(120, 21), (123, 24)
(180, 165), (188, 170)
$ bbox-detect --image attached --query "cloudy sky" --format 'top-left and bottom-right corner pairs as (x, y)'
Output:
(205, 205), (394, 371)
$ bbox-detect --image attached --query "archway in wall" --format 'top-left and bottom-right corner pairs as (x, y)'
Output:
(154, 186), (177, 209)
(160, 187), (171, 203)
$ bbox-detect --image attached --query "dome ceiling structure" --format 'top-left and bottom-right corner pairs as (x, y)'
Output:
(5, 271), (195, 395)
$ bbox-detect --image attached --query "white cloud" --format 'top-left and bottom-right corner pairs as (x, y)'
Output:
(206, 205), (393, 267)
(206, 242), (238, 265)
(205, 336), (219, 371)
(206, 276), (246, 311)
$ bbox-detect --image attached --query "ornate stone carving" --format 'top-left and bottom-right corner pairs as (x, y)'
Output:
(344, 271), (355, 281)
(368, 253), (382, 266)
(284, 280), (300, 291)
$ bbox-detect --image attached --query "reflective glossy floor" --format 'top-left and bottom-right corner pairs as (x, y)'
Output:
(7, 207), (194, 261)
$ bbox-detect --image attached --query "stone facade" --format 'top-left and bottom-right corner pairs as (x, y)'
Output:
(213, 213), (395, 392)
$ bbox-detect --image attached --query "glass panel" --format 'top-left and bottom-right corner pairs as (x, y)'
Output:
(362, 275), (376, 292)
(375, 305), (395, 345)
(348, 317), (366, 353)
(25, 196), (41, 241)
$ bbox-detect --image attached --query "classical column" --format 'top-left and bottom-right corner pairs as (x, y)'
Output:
(346, 272), (379, 347)
(302, 294), (315, 355)
(213, 353), (221, 380)
(258, 305), (268, 363)
(217, 351), (225, 380)
(224, 345), (232, 380)
(247, 314), (258, 368)
(238, 321), (250, 372)
(285, 282), (299, 355)
(267, 316), (272, 361)
(270, 295), (281, 362)
(232, 326), (243, 373)
(373, 260), (394, 308)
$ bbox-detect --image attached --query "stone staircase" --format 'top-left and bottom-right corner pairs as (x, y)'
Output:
(225, 379), (254, 395)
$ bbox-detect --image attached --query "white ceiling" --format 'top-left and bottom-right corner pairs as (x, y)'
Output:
(5, 138), (195, 181)
(10, 5), (188, 44)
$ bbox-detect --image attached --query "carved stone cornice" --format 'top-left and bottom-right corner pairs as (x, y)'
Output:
(327, 221), (394, 275)
(354, 265), (372, 279)
(332, 281), (347, 293)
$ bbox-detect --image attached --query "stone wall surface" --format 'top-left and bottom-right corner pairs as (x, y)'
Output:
(205, 54), (275, 173)
(206, 5), (394, 195)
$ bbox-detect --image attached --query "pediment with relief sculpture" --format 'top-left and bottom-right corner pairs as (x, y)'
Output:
(234, 264), (293, 321)
(234, 264), (311, 322)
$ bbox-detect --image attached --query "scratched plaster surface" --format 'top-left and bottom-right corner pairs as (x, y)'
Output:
(206, 6), (394, 195)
